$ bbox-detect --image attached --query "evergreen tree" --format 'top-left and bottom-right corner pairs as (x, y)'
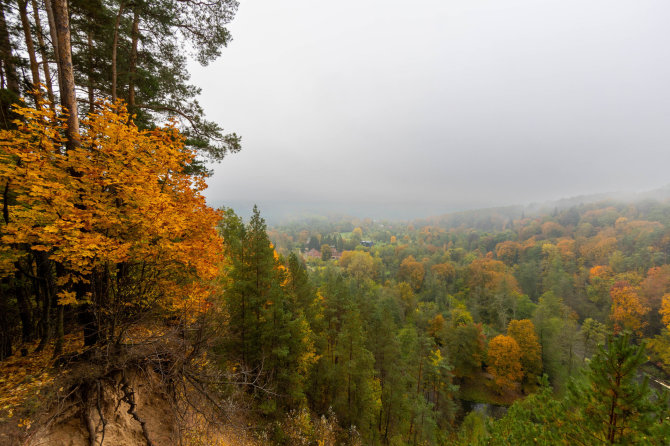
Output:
(482, 334), (670, 445)
(565, 333), (670, 445)
(219, 206), (312, 411)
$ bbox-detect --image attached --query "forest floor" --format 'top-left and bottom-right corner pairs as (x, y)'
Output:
(0, 329), (251, 446)
(0, 334), (84, 443)
(457, 372), (522, 406)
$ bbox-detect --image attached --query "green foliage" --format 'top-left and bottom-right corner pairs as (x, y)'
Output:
(480, 335), (670, 445)
(218, 206), (313, 411)
(564, 333), (670, 444)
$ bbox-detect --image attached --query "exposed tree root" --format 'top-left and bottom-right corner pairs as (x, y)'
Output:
(120, 373), (154, 446)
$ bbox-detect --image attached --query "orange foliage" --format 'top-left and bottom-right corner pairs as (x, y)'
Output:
(487, 335), (523, 391)
(431, 262), (455, 282)
(398, 255), (425, 291)
(428, 314), (446, 341)
(580, 230), (618, 264)
(541, 221), (564, 238)
(0, 334), (83, 423)
(590, 265), (613, 280)
(640, 266), (670, 310)
(660, 294), (670, 330)
(0, 102), (222, 319)
(556, 238), (575, 259)
(495, 241), (521, 265)
(467, 258), (519, 294)
(507, 319), (542, 379)
(610, 281), (649, 336)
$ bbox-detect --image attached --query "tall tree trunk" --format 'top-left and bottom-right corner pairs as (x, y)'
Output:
(0, 0), (19, 95)
(87, 31), (94, 114)
(35, 253), (52, 352)
(0, 278), (13, 359)
(32, 0), (56, 109)
(111, 1), (125, 102)
(44, 0), (62, 94)
(15, 270), (34, 343)
(50, 0), (79, 150)
(18, 0), (42, 105)
(127, 8), (139, 111)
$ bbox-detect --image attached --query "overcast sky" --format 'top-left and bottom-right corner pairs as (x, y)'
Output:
(189, 0), (670, 221)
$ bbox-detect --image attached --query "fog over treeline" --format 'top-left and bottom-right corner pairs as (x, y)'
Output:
(223, 185), (670, 225)
(190, 0), (670, 221)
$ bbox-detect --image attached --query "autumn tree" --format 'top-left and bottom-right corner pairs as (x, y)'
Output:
(431, 261), (456, 296)
(495, 241), (522, 265)
(487, 335), (523, 392)
(484, 335), (670, 445)
(399, 255), (425, 291)
(639, 265), (670, 334)
(0, 100), (223, 356)
(339, 250), (377, 283)
(609, 281), (649, 336)
(0, 0), (240, 168)
(507, 319), (542, 386)
(587, 265), (615, 318)
(466, 258), (521, 330)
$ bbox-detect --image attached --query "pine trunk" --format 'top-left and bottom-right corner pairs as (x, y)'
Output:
(50, 0), (80, 150)
(31, 0), (56, 108)
(111, 2), (125, 102)
(87, 31), (94, 114)
(44, 0), (62, 92)
(0, 0), (19, 95)
(18, 0), (42, 105)
(128, 8), (139, 111)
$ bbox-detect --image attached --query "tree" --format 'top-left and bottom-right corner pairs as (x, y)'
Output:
(487, 335), (523, 392)
(320, 244), (332, 261)
(445, 321), (486, 381)
(564, 333), (670, 445)
(51, 0), (80, 150)
(639, 265), (670, 333)
(610, 281), (649, 336)
(332, 310), (377, 435)
(218, 206), (313, 410)
(399, 255), (425, 291)
(466, 258), (520, 330)
(1, 0), (240, 166)
(0, 100), (222, 353)
(339, 250), (376, 283)
(579, 317), (607, 361)
(662, 293), (670, 329)
(431, 261), (455, 296)
(507, 319), (542, 386)
(533, 292), (579, 390)
(483, 377), (565, 445)
(495, 241), (521, 265)
(484, 335), (670, 445)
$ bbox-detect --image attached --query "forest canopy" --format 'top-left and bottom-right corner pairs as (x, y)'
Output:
(0, 1), (669, 445)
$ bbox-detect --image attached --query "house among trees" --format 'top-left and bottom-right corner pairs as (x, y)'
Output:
(360, 240), (374, 247)
(304, 248), (321, 258)
(304, 247), (342, 260)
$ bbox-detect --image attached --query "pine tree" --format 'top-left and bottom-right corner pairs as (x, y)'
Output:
(565, 333), (670, 445)
(219, 206), (313, 412)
